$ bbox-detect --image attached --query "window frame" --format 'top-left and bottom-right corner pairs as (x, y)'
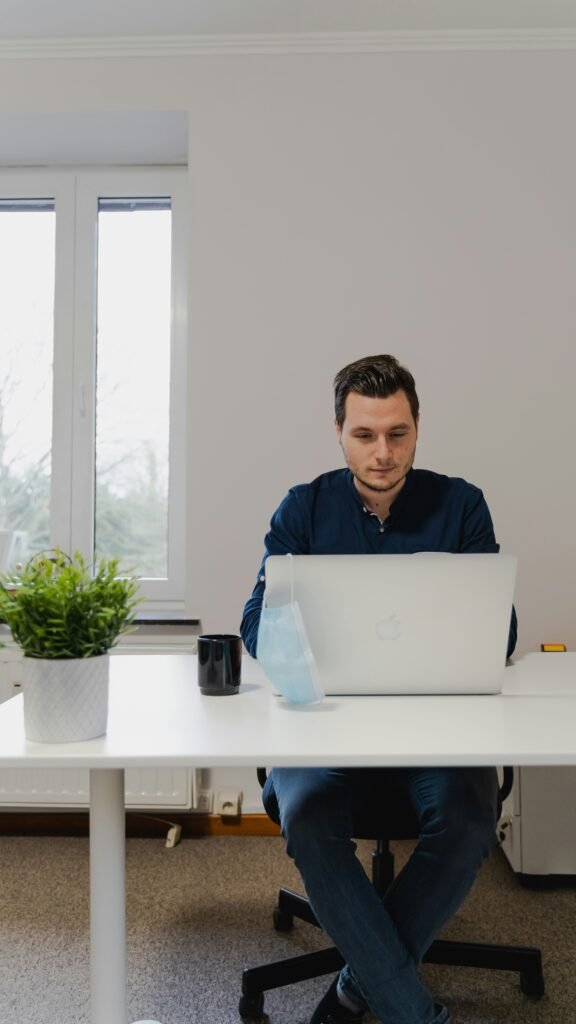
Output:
(0, 167), (188, 607)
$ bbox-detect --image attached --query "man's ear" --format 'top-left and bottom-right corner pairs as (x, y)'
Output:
(334, 418), (342, 445)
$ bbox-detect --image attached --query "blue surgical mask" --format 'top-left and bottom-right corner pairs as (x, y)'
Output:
(257, 555), (324, 705)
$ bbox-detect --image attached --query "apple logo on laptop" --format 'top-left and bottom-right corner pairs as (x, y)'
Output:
(375, 614), (401, 641)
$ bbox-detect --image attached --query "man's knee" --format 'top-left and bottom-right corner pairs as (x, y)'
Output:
(270, 768), (352, 848)
(419, 768), (498, 854)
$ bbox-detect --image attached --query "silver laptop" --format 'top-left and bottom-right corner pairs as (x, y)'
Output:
(263, 553), (517, 695)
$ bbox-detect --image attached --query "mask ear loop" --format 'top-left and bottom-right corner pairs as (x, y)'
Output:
(287, 552), (294, 604)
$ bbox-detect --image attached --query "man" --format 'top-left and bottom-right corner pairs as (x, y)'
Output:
(240, 354), (516, 1024)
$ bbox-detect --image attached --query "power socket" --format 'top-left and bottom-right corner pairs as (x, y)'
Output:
(216, 788), (242, 817)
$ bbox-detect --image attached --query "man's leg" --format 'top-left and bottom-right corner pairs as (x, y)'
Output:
(266, 766), (497, 1024)
(266, 767), (444, 1024)
(335, 765), (498, 1017)
(381, 766), (499, 961)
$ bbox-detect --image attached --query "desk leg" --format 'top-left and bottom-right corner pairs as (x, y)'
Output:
(89, 768), (162, 1024)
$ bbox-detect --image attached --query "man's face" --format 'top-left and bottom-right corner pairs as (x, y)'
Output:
(335, 390), (419, 498)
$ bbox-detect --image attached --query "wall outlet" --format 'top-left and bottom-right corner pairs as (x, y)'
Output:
(196, 788), (213, 813)
(216, 788), (242, 817)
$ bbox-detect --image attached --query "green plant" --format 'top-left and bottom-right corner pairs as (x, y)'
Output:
(0, 550), (140, 659)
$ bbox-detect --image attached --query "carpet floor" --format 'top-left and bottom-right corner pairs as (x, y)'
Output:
(0, 835), (574, 1024)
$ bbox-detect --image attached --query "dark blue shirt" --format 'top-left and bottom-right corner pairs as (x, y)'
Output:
(240, 467), (517, 659)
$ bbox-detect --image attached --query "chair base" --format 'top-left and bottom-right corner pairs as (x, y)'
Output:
(423, 938), (544, 997)
(239, 887), (545, 1019)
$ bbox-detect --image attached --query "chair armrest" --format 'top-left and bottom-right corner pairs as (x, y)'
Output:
(500, 766), (514, 803)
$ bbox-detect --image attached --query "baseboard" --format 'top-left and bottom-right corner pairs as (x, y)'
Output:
(190, 813), (281, 837)
(0, 811), (280, 839)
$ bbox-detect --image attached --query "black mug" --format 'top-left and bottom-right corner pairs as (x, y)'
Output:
(197, 634), (242, 695)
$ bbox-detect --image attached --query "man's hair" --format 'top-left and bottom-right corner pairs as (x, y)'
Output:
(333, 354), (419, 429)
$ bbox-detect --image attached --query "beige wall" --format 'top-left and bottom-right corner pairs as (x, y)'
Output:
(1, 48), (574, 656)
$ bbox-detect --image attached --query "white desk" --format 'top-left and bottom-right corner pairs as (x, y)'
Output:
(0, 651), (575, 1024)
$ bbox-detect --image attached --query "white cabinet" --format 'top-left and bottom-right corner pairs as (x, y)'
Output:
(501, 767), (576, 882)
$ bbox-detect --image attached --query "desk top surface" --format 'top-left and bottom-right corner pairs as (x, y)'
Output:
(0, 652), (575, 769)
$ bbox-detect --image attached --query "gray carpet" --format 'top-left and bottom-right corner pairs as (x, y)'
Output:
(0, 834), (574, 1024)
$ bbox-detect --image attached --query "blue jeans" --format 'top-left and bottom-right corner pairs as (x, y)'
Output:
(264, 766), (498, 1024)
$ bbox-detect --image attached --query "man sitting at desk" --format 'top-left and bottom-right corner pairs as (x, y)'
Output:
(240, 354), (516, 1024)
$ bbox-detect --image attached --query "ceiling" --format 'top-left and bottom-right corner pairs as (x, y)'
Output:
(1, 0), (575, 39)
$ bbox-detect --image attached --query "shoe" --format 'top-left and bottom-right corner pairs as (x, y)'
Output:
(310, 978), (449, 1024)
(309, 977), (365, 1024)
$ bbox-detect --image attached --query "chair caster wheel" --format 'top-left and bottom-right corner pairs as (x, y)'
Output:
(239, 992), (265, 1019)
(273, 907), (294, 931)
(520, 972), (545, 998)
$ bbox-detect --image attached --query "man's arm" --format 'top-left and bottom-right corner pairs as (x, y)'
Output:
(459, 486), (517, 658)
(240, 489), (309, 657)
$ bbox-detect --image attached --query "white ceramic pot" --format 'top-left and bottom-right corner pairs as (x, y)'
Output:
(22, 653), (110, 743)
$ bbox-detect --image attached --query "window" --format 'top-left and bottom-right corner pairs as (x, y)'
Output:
(95, 198), (172, 578)
(0, 199), (55, 555)
(0, 170), (187, 605)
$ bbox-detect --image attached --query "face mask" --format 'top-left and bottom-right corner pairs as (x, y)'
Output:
(257, 554), (324, 705)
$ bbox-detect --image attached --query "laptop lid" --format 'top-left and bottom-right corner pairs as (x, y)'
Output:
(263, 553), (517, 695)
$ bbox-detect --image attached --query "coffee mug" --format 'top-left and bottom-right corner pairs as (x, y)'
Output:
(197, 634), (242, 695)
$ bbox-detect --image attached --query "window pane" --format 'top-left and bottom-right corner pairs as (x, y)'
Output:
(0, 201), (54, 572)
(94, 198), (172, 578)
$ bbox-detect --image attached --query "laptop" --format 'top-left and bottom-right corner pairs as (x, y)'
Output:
(263, 553), (517, 695)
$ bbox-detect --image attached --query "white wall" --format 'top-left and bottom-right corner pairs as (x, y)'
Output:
(0, 48), (574, 807)
(185, 50), (576, 656)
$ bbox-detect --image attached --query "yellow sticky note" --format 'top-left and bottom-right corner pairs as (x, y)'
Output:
(541, 643), (567, 652)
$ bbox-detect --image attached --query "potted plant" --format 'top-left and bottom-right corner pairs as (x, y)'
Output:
(0, 550), (140, 742)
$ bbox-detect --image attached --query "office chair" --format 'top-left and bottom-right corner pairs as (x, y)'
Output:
(239, 767), (544, 1019)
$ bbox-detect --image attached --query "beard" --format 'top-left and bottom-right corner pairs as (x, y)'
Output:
(354, 467), (411, 495)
